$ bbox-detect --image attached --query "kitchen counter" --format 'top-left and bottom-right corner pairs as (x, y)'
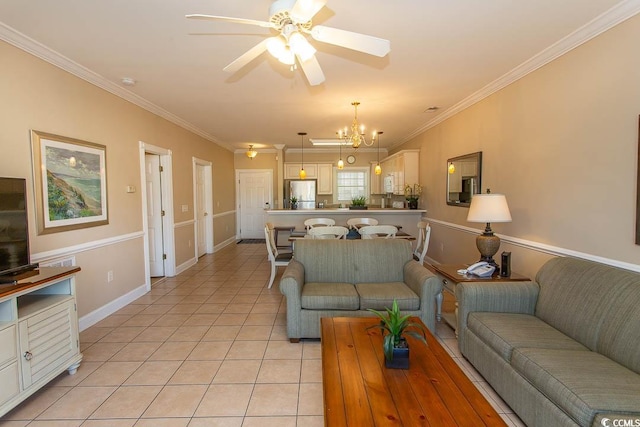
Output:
(264, 208), (426, 238)
(267, 208), (426, 214)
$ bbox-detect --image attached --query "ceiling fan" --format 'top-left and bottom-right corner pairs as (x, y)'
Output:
(186, 0), (391, 86)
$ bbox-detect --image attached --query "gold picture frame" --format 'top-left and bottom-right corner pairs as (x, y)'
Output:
(31, 130), (108, 234)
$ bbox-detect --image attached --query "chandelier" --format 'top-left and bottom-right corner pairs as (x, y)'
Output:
(337, 101), (377, 149)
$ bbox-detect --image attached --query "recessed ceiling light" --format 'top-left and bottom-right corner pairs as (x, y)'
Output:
(424, 106), (440, 113)
(121, 77), (136, 86)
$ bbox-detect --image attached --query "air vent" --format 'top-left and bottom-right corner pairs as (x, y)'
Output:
(40, 256), (76, 268)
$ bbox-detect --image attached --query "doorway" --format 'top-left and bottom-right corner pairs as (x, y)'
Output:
(236, 170), (273, 239)
(193, 158), (213, 257)
(145, 153), (164, 277)
(139, 142), (176, 291)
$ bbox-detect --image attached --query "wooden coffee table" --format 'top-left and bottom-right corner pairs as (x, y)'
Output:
(321, 317), (506, 426)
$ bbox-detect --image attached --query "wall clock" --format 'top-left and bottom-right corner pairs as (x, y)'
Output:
(346, 155), (356, 164)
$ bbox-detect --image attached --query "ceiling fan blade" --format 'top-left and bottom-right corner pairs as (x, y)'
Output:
(290, 0), (327, 23)
(297, 54), (325, 86)
(310, 25), (390, 57)
(186, 14), (273, 28)
(223, 39), (270, 74)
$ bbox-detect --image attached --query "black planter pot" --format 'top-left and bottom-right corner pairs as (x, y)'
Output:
(407, 199), (418, 209)
(349, 205), (368, 210)
(385, 345), (410, 369)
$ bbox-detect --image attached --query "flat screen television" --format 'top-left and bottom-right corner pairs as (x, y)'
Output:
(0, 177), (38, 281)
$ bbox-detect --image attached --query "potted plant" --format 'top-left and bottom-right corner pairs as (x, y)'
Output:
(405, 184), (422, 209)
(289, 196), (298, 210)
(367, 300), (427, 369)
(349, 195), (368, 210)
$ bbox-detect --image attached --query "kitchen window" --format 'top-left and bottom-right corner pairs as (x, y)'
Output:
(335, 168), (369, 202)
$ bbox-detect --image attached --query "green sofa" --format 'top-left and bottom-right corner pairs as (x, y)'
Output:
(456, 257), (640, 427)
(279, 239), (441, 342)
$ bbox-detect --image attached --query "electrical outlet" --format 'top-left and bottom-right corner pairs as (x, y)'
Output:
(440, 242), (445, 253)
(188, 240), (192, 248)
(181, 204), (188, 212)
(107, 270), (114, 282)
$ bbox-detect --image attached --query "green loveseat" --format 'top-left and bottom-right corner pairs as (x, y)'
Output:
(456, 257), (640, 427)
(279, 239), (441, 342)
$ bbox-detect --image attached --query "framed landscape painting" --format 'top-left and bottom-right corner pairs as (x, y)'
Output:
(31, 131), (108, 234)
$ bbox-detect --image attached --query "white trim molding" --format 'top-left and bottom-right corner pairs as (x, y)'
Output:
(31, 231), (143, 263)
(78, 283), (147, 331)
(214, 236), (237, 253)
(397, 0), (640, 147)
(427, 218), (640, 273)
(0, 22), (230, 151)
(213, 210), (236, 219)
(174, 219), (196, 229)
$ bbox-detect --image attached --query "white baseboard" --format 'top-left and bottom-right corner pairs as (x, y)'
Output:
(214, 236), (237, 252)
(78, 283), (148, 331)
(176, 257), (197, 275)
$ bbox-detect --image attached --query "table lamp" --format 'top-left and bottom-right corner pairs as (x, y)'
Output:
(466, 191), (512, 267)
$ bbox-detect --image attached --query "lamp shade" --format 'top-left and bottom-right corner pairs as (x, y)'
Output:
(467, 194), (512, 223)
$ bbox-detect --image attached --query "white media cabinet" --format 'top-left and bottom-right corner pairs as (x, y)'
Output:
(0, 266), (82, 417)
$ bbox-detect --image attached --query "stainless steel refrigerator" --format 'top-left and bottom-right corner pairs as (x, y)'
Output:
(285, 179), (316, 209)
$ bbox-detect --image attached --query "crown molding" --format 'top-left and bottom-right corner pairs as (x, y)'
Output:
(396, 0), (640, 149)
(0, 22), (231, 151)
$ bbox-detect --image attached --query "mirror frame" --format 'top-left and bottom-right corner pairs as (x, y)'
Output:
(446, 151), (482, 207)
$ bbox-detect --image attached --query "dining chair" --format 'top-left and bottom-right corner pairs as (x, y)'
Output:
(413, 221), (431, 264)
(308, 225), (349, 239)
(304, 218), (336, 231)
(359, 225), (398, 239)
(264, 225), (293, 288)
(346, 217), (378, 230)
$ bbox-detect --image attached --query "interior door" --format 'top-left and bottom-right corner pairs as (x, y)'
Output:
(238, 171), (271, 239)
(145, 154), (164, 277)
(195, 164), (207, 257)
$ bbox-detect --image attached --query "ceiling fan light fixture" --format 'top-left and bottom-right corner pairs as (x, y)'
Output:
(289, 32), (316, 61)
(278, 47), (296, 65)
(266, 36), (287, 58)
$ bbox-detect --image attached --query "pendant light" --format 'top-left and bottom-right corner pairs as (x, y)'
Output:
(298, 132), (307, 179)
(337, 140), (344, 170)
(374, 131), (383, 175)
(246, 144), (257, 159)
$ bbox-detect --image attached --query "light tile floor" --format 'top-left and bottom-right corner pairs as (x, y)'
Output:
(0, 242), (525, 426)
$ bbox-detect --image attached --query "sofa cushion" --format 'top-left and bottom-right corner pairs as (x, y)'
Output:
(534, 257), (637, 352)
(511, 348), (640, 426)
(350, 240), (412, 284)
(595, 274), (640, 375)
(355, 282), (419, 311)
(468, 312), (588, 362)
(301, 282), (359, 310)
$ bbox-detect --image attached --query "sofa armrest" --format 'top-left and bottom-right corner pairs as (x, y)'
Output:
(403, 260), (443, 332)
(456, 281), (539, 354)
(279, 259), (305, 340)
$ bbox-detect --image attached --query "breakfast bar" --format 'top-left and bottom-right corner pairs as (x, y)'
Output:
(265, 208), (426, 238)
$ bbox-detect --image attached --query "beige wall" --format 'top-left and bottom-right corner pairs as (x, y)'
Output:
(0, 40), (236, 319)
(395, 14), (640, 277)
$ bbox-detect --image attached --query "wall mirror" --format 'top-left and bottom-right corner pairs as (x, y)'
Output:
(446, 151), (482, 207)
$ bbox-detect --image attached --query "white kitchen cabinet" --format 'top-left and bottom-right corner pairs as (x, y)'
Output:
(0, 267), (82, 417)
(284, 163), (318, 179)
(317, 163), (333, 195)
(380, 150), (420, 194)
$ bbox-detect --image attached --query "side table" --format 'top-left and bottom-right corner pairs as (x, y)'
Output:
(429, 264), (530, 334)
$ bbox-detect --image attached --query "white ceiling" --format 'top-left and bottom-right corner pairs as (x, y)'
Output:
(0, 0), (634, 152)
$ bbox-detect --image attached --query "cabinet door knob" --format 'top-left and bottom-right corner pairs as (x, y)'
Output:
(24, 351), (33, 361)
